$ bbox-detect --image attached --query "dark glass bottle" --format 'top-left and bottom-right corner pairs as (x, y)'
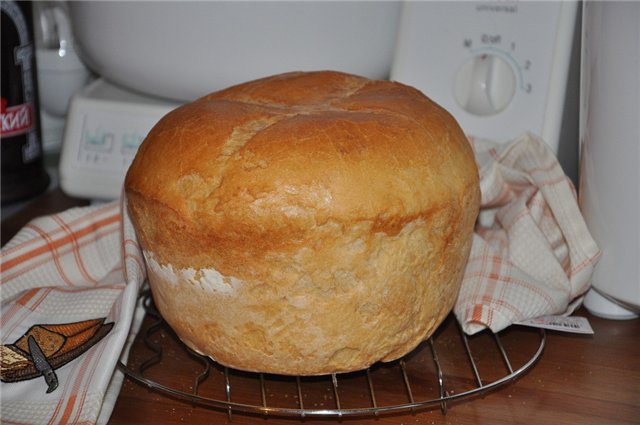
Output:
(1, 0), (49, 205)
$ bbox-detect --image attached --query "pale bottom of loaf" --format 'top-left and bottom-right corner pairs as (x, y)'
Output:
(143, 218), (468, 376)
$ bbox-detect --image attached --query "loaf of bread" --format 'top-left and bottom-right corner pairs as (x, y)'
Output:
(125, 71), (480, 375)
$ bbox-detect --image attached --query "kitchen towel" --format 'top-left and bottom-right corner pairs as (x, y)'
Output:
(455, 133), (601, 334)
(0, 132), (600, 424)
(0, 199), (146, 425)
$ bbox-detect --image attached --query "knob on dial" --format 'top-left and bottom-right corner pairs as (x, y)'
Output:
(453, 53), (516, 116)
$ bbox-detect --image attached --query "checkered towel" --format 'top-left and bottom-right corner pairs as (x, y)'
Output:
(0, 133), (600, 424)
(1, 199), (146, 425)
(456, 133), (601, 334)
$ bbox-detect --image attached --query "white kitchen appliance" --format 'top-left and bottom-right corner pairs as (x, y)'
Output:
(59, 1), (579, 200)
(59, 79), (180, 200)
(579, 2), (640, 319)
(59, 1), (401, 200)
(390, 1), (578, 156)
(34, 1), (91, 153)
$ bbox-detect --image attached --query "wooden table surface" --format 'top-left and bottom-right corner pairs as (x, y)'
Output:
(3, 189), (640, 425)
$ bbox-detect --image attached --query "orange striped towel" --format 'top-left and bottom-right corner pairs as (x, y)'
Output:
(455, 133), (601, 334)
(1, 199), (146, 425)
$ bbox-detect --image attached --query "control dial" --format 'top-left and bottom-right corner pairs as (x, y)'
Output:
(453, 53), (516, 116)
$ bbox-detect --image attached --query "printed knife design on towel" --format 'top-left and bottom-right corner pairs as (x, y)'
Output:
(0, 318), (114, 392)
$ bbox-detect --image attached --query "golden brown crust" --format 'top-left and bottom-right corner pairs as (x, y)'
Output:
(125, 71), (480, 375)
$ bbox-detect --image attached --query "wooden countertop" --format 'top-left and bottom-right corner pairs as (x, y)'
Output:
(3, 189), (640, 425)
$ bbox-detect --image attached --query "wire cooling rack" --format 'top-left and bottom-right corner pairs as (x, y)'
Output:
(118, 291), (545, 420)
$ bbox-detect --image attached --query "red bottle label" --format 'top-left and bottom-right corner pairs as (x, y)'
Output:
(0, 97), (34, 137)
